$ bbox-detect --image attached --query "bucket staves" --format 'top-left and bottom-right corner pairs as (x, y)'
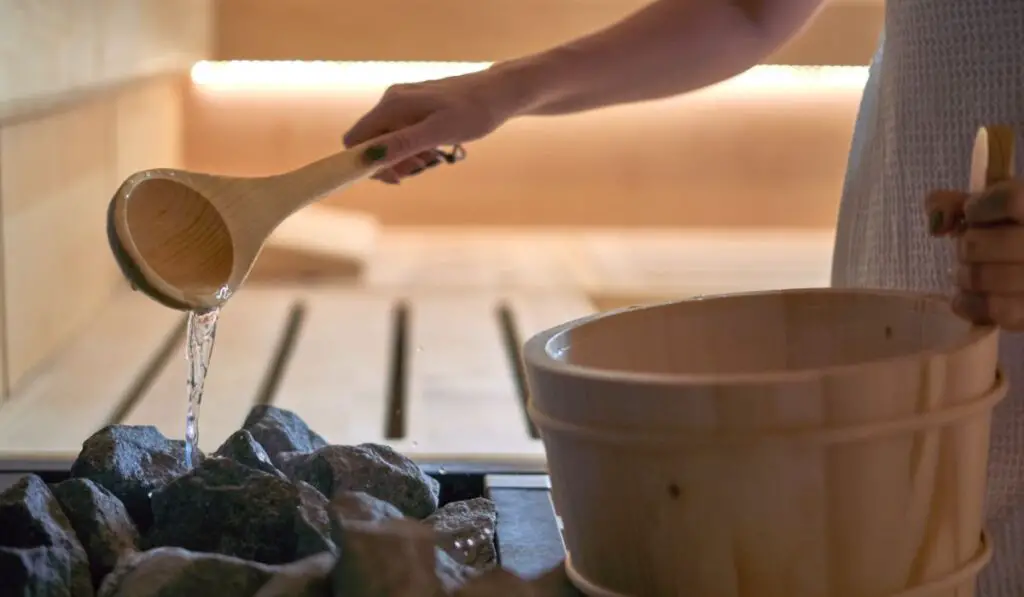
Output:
(524, 288), (1003, 597)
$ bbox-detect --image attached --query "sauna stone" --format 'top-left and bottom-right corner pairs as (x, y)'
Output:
(146, 457), (333, 564)
(214, 429), (286, 478)
(2, 407), (557, 596)
(51, 478), (140, 588)
(281, 443), (441, 518)
(425, 497), (498, 569)
(0, 475), (93, 597)
(69, 425), (198, 530)
(97, 547), (301, 597)
(331, 490), (405, 522)
(330, 518), (468, 596)
(242, 405), (328, 466)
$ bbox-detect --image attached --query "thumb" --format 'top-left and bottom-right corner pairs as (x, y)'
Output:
(356, 115), (454, 168)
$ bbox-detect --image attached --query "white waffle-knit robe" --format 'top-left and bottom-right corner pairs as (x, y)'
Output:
(831, 3), (1024, 593)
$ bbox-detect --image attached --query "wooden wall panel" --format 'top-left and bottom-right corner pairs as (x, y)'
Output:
(0, 77), (185, 398)
(212, 0), (883, 66)
(184, 66), (865, 228)
(0, 0), (211, 121)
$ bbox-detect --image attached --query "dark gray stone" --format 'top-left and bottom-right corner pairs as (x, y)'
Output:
(425, 498), (497, 569)
(331, 491), (404, 523)
(69, 425), (195, 529)
(0, 475), (93, 597)
(330, 518), (468, 596)
(455, 567), (537, 596)
(50, 478), (140, 589)
(252, 552), (334, 597)
(282, 443), (440, 518)
(147, 457), (332, 564)
(294, 482), (335, 558)
(96, 547), (274, 597)
(242, 406), (327, 465)
(214, 430), (285, 478)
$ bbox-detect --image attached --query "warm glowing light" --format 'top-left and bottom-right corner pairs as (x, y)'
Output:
(190, 60), (869, 94)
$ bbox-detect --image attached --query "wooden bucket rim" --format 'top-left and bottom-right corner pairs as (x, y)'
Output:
(523, 287), (998, 387)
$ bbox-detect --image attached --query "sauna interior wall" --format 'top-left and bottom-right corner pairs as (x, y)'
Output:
(185, 0), (883, 227)
(0, 0), (212, 399)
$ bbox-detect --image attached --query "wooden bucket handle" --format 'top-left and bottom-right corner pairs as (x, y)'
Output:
(973, 125), (1015, 192)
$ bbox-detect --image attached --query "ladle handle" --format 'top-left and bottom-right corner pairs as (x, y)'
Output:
(262, 143), (382, 221)
(972, 125), (1015, 192)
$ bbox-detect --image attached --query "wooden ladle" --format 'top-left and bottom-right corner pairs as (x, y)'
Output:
(107, 143), (387, 312)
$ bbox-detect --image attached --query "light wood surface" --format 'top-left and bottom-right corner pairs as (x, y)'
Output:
(211, 0), (882, 66)
(0, 290), (183, 460)
(271, 289), (396, 446)
(525, 289), (1001, 596)
(363, 227), (835, 296)
(0, 0), (211, 122)
(0, 285), (596, 468)
(402, 292), (532, 456)
(247, 206), (379, 283)
(0, 77), (186, 398)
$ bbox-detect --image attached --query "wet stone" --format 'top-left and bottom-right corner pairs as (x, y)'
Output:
(330, 491), (404, 523)
(252, 552), (334, 597)
(147, 457), (332, 564)
(242, 406), (328, 466)
(294, 481), (336, 558)
(97, 547), (275, 597)
(282, 443), (440, 518)
(214, 430), (285, 478)
(50, 478), (140, 589)
(425, 498), (498, 569)
(69, 425), (195, 530)
(0, 474), (94, 597)
(330, 518), (469, 596)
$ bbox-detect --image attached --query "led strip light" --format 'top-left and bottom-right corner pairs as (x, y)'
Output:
(190, 60), (870, 93)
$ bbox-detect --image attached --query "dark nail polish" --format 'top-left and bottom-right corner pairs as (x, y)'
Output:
(363, 145), (388, 163)
(425, 158), (442, 168)
(928, 211), (944, 234)
(408, 167), (424, 176)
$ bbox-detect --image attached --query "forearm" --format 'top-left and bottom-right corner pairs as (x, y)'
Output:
(492, 0), (824, 116)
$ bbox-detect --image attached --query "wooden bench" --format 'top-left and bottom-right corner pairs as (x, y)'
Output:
(0, 285), (594, 470)
(0, 228), (834, 470)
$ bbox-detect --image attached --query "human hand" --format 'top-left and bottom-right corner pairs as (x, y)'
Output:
(927, 182), (1024, 329)
(343, 68), (527, 184)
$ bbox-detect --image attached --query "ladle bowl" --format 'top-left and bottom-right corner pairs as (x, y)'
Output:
(107, 143), (398, 311)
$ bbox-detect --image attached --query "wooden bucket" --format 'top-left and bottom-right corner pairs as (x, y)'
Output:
(523, 288), (1004, 597)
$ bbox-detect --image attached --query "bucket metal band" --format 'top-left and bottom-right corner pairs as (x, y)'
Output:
(562, 530), (992, 597)
(528, 369), (1007, 447)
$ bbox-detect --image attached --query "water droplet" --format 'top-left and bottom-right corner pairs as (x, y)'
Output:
(411, 440), (419, 448)
(437, 466), (447, 475)
(415, 345), (424, 352)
